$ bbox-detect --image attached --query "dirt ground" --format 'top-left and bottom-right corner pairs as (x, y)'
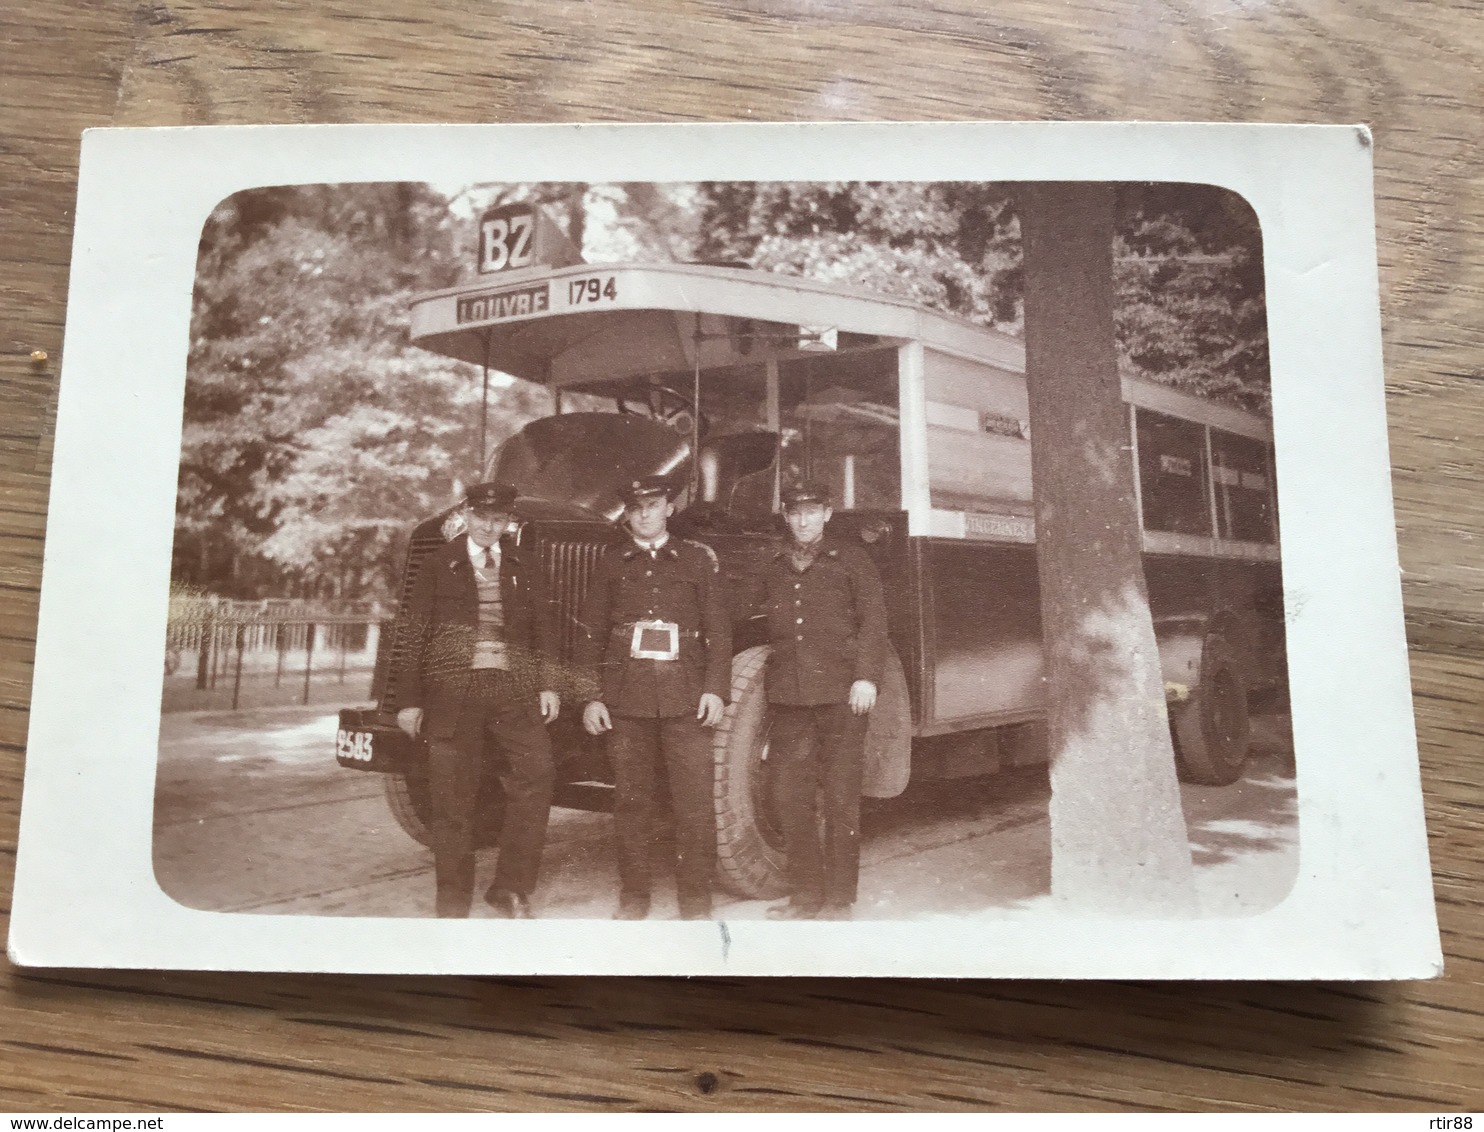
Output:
(153, 704), (1298, 921)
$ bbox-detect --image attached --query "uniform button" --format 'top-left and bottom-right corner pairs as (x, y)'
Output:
(794, 583), (800, 589)
(796, 634), (803, 641)
(796, 617), (803, 624)
(646, 570), (653, 577)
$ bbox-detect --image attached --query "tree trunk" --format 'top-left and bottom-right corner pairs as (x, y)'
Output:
(1018, 183), (1198, 916)
(566, 183), (589, 256)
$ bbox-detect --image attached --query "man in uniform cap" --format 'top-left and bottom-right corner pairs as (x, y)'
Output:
(576, 474), (731, 920)
(763, 480), (889, 920)
(392, 481), (561, 919)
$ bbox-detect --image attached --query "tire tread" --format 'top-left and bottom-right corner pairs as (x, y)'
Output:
(711, 645), (788, 898)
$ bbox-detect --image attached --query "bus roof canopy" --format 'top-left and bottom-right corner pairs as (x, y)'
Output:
(409, 260), (1025, 385)
(408, 259), (1270, 442)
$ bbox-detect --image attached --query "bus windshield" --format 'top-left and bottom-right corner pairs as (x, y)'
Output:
(560, 346), (902, 518)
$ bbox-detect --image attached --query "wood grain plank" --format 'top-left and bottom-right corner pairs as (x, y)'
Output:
(2, 0), (1481, 1113)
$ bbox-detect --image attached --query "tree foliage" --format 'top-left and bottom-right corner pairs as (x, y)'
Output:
(1115, 184), (1270, 410)
(179, 183), (549, 602)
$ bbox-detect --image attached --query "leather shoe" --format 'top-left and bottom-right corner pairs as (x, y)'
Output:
(818, 902), (854, 921)
(679, 902), (714, 921)
(765, 900), (823, 921)
(614, 895), (650, 920)
(484, 887), (533, 919)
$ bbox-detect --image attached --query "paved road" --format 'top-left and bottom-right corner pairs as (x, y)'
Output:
(153, 706), (1298, 920)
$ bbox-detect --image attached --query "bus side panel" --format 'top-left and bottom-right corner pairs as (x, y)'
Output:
(1244, 559), (1288, 689)
(922, 538), (1046, 726)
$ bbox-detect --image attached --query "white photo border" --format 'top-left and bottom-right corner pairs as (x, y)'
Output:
(8, 122), (1441, 977)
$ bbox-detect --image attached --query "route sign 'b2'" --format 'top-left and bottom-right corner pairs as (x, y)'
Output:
(477, 202), (584, 274)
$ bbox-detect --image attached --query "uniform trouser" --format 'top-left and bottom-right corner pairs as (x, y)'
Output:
(609, 715), (716, 916)
(770, 701), (870, 908)
(425, 672), (554, 918)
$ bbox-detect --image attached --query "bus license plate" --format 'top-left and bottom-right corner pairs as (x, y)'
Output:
(336, 727), (376, 766)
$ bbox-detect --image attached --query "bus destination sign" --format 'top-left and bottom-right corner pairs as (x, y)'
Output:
(478, 202), (584, 275)
(456, 283), (550, 325)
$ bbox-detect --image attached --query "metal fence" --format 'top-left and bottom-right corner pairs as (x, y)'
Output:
(167, 602), (387, 711)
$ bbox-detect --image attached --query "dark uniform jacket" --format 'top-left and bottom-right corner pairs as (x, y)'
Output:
(391, 536), (559, 733)
(574, 535), (731, 718)
(764, 538), (889, 706)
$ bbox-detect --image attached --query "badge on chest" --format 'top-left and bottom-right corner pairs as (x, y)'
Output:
(630, 620), (680, 660)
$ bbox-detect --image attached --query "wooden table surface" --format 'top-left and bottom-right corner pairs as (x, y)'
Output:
(3, 1), (1481, 1113)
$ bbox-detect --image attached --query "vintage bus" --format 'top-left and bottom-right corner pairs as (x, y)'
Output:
(335, 204), (1286, 899)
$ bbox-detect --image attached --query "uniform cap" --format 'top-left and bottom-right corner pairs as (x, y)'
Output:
(620, 474), (674, 506)
(464, 481), (518, 513)
(780, 479), (831, 509)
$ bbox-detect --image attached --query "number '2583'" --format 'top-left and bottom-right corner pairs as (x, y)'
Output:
(336, 729), (373, 762)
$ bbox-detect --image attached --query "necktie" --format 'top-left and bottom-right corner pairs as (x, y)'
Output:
(484, 547), (497, 570)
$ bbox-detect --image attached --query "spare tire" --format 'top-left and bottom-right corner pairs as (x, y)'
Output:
(1172, 633), (1252, 786)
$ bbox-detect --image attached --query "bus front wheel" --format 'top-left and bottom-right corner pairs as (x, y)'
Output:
(711, 646), (790, 900)
(1172, 633), (1252, 786)
(383, 762), (506, 850)
(384, 768), (435, 847)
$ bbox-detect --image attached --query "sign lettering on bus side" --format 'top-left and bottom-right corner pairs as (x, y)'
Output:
(964, 512), (1036, 542)
(456, 283), (551, 325)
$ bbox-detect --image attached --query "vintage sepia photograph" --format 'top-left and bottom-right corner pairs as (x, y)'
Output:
(155, 176), (1296, 923)
(9, 122), (1436, 977)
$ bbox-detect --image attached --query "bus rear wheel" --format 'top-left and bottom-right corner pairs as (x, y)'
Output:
(1173, 633), (1252, 786)
(711, 646), (790, 900)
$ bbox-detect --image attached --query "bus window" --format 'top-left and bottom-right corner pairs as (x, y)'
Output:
(1137, 409), (1211, 536)
(697, 363), (777, 517)
(922, 350), (1033, 514)
(1211, 429), (1276, 543)
(778, 350), (900, 511)
(563, 350), (900, 515)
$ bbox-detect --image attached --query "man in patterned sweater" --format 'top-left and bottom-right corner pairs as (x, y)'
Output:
(393, 481), (561, 919)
